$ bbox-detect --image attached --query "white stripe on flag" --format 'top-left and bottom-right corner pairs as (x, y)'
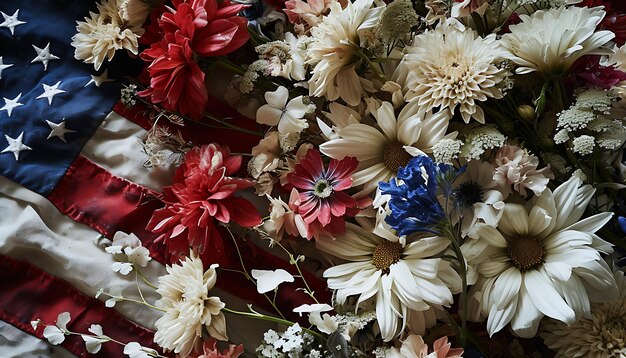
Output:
(81, 111), (176, 191)
(0, 320), (74, 358)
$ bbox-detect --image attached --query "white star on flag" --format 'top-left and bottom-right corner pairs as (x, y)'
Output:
(1, 93), (23, 117)
(0, 10), (26, 35)
(46, 119), (75, 143)
(0, 57), (13, 79)
(2, 132), (32, 160)
(31, 43), (59, 71)
(85, 70), (114, 88)
(36, 81), (66, 105)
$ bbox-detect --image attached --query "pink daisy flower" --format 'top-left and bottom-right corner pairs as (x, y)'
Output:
(287, 148), (359, 238)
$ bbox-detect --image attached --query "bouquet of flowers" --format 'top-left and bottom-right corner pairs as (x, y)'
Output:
(34, 0), (626, 356)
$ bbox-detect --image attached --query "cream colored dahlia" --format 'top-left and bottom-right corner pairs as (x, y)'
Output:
(463, 178), (618, 338)
(71, 0), (144, 71)
(317, 221), (461, 341)
(154, 255), (227, 357)
(541, 270), (626, 358)
(397, 20), (510, 123)
(319, 101), (451, 194)
(501, 6), (614, 76)
(307, 0), (384, 106)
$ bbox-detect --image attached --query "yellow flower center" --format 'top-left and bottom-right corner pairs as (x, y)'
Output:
(382, 140), (413, 173)
(372, 240), (403, 274)
(508, 235), (545, 271)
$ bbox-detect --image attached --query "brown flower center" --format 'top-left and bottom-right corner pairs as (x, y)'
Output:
(383, 140), (413, 173)
(508, 235), (544, 271)
(372, 240), (403, 274)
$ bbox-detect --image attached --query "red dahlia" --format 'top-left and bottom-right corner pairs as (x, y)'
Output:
(139, 0), (249, 119)
(147, 144), (262, 263)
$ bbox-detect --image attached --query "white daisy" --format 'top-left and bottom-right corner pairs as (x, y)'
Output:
(319, 101), (451, 194)
(463, 177), (618, 338)
(154, 255), (227, 357)
(540, 270), (626, 358)
(396, 19), (510, 123)
(71, 0), (144, 71)
(317, 222), (461, 341)
(307, 0), (384, 106)
(501, 6), (614, 76)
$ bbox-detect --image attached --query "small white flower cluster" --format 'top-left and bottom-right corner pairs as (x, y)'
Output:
(554, 88), (626, 154)
(120, 84), (138, 107)
(459, 126), (507, 161)
(432, 138), (463, 164)
(256, 324), (316, 358)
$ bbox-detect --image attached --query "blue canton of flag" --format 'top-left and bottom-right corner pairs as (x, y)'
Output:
(0, 0), (120, 195)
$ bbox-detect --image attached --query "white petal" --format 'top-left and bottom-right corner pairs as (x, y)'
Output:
(474, 225), (507, 248)
(552, 177), (581, 231)
(56, 312), (71, 330)
(389, 262), (431, 311)
(293, 303), (333, 315)
(498, 204), (529, 237)
(87, 324), (103, 336)
(544, 261), (572, 282)
(264, 86), (289, 108)
(251, 269), (295, 294)
(112, 262), (133, 275)
(524, 270), (575, 324)
(562, 212), (613, 235)
(376, 275), (399, 342)
(492, 267), (521, 310)
(374, 102), (397, 140)
(510, 286), (542, 338)
(256, 105), (283, 126)
(43, 326), (66, 345)
(487, 299), (517, 337)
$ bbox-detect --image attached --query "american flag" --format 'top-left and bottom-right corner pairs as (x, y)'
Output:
(0, 1), (324, 356)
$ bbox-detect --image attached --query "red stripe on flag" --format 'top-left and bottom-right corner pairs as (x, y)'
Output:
(48, 155), (167, 263)
(113, 95), (262, 156)
(0, 254), (166, 357)
(47, 155), (331, 319)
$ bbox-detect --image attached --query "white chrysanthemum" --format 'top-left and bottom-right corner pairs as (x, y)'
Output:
(319, 101), (451, 194)
(501, 6), (614, 76)
(71, 0), (144, 71)
(397, 20), (510, 123)
(541, 270), (626, 358)
(317, 222), (461, 341)
(154, 255), (227, 357)
(307, 0), (384, 106)
(463, 178), (618, 338)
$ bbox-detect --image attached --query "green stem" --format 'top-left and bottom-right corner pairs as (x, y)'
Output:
(274, 241), (320, 304)
(443, 223), (468, 348)
(137, 269), (159, 290)
(215, 58), (247, 76)
(225, 228), (287, 319)
(222, 307), (326, 342)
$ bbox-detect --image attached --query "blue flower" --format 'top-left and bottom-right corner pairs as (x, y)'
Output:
(379, 156), (450, 236)
(619, 216), (626, 234)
